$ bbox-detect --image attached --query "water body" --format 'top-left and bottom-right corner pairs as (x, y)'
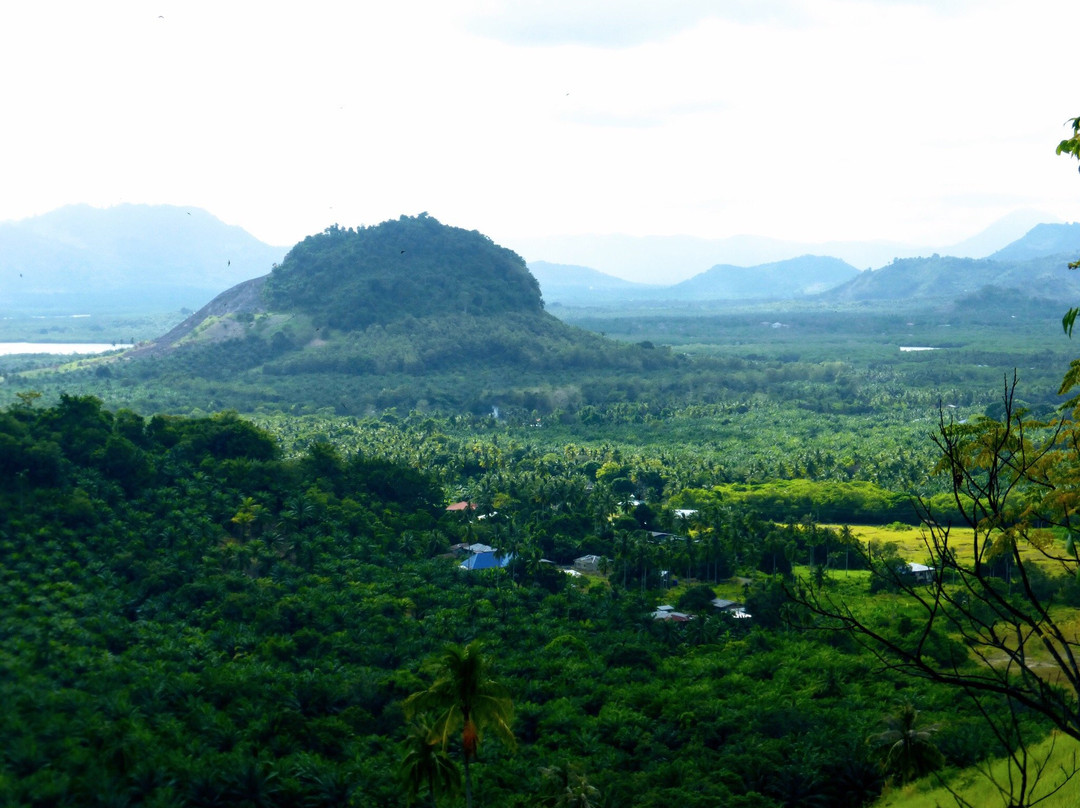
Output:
(0, 343), (131, 356)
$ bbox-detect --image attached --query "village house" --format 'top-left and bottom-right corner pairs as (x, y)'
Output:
(574, 554), (603, 573)
(907, 562), (934, 584)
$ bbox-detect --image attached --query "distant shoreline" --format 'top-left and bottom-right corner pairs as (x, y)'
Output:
(0, 342), (132, 356)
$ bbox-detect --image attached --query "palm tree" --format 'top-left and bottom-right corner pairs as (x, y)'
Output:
(682, 532), (696, 581)
(515, 534), (543, 580)
(613, 530), (634, 589)
(868, 703), (944, 784)
(538, 763), (600, 808)
(633, 531), (654, 592)
(403, 642), (515, 808)
(399, 720), (461, 808)
(591, 484), (617, 539)
(225, 758), (281, 807)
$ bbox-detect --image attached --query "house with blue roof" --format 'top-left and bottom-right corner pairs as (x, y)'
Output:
(459, 551), (513, 571)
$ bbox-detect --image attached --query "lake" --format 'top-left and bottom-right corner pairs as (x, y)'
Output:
(0, 343), (132, 356)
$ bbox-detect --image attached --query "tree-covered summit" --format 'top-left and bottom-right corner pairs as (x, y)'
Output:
(262, 214), (544, 330)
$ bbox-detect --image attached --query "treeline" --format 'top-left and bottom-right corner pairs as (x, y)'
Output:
(252, 406), (942, 508)
(30, 347), (994, 480)
(673, 480), (924, 525)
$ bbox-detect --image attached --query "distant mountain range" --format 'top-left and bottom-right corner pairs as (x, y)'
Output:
(667, 256), (858, 300)
(508, 208), (1061, 284)
(822, 222), (1080, 304)
(1, 204), (1078, 314)
(533, 223), (1080, 307)
(528, 261), (660, 305)
(0, 204), (287, 313)
(530, 256), (861, 305)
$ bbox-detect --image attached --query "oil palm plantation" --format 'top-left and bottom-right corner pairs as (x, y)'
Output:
(403, 641), (515, 808)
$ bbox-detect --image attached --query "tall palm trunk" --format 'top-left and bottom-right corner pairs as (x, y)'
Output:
(463, 753), (472, 808)
(462, 707), (476, 808)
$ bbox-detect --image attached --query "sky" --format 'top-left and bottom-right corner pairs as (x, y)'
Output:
(2, 0), (1079, 281)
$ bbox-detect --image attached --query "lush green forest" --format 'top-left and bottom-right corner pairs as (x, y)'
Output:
(5, 394), (1077, 807)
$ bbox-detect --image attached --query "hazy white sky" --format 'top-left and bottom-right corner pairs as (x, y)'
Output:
(2, 0), (1078, 257)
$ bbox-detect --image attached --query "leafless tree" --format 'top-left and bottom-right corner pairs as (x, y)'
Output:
(794, 377), (1080, 807)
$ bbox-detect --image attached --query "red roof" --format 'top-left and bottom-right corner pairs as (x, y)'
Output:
(446, 501), (476, 512)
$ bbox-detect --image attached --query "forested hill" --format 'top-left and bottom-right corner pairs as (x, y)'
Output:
(262, 214), (544, 328)
(989, 222), (1080, 262)
(821, 252), (1080, 303)
(816, 223), (1080, 303)
(117, 215), (674, 414)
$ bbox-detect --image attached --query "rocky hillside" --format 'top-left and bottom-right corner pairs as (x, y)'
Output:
(126, 276), (269, 359)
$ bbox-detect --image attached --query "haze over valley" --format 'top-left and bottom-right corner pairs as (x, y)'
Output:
(6, 3), (1080, 807)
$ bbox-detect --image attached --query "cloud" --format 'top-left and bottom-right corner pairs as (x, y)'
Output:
(465, 0), (805, 48)
(559, 99), (729, 129)
(464, 0), (1010, 49)
(937, 192), (1047, 209)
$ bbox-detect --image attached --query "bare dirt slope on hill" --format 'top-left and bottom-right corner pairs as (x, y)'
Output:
(125, 275), (268, 359)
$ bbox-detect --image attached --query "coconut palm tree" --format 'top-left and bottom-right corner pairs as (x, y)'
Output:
(403, 642), (515, 808)
(399, 720), (461, 808)
(868, 703), (944, 784)
(591, 484), (617, 539)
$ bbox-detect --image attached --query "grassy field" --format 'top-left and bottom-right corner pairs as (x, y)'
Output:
(874, 731), (1080, 808)
(806, 528), (1080, 683)
(836, 524), (1066, 575)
